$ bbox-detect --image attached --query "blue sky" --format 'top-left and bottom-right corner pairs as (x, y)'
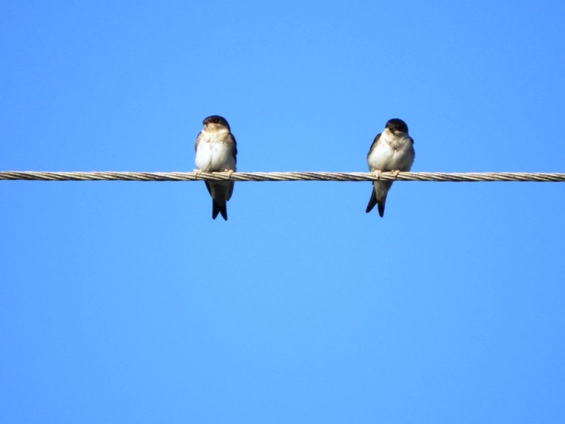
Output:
(1, 1), (565, 422)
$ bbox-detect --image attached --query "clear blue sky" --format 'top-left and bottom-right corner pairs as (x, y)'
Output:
(2, 1), (565, 422)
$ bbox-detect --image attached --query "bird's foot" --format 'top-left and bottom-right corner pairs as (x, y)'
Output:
(372, 170), (382, 180)
(391, 170), (401, 178)
(224, 170), (234, 179)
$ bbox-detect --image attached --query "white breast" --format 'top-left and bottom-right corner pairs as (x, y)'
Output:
(195, 131), (236, 172)
(367, 133), (415, 172)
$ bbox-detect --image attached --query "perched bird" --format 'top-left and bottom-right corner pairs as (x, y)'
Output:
(195, 115), (238, 220)
(366, 118), (415, 217)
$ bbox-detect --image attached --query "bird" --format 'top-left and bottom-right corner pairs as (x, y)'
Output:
(366, 118), (415, 217)
(195, 115), (238, 220)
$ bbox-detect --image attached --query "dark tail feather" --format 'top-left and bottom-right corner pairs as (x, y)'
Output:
(366, 187), (387, 218)
(212, 199), (228, 221)
(377, 199), (386, 218)
(367, 181), (391, 218)
(366, 188), (377, 213)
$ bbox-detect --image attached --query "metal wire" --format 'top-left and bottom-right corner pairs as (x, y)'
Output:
(1, 171), (565, 182)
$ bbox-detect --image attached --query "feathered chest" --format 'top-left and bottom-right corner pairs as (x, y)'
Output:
(195, 133), (236, 172)
(367, 134), (415, 171)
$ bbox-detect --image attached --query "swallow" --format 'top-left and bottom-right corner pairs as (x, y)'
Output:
(366, 118), (415, 217)
(195, 115), (238, 220)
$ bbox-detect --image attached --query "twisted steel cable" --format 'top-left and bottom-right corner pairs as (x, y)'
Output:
(1, 171), (564, 182)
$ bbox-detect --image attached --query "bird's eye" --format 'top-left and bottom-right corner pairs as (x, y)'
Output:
(212, 118), (219, 123)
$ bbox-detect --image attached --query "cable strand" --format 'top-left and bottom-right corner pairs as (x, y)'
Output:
(1, 171), (565, 182)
